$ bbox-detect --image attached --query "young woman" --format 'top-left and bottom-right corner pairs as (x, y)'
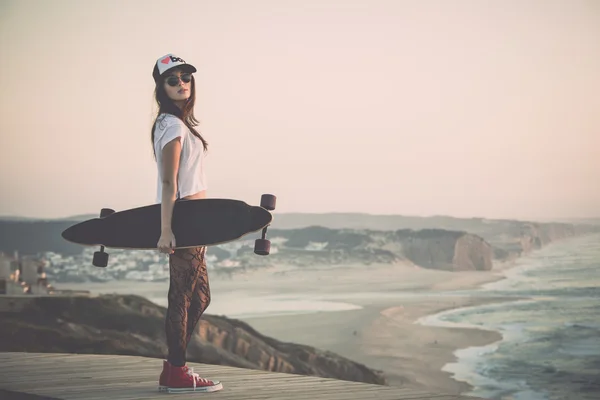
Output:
(151, 53), (223, 393)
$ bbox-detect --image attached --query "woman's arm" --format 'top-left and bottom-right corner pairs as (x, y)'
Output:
(157, 138), (182, 253)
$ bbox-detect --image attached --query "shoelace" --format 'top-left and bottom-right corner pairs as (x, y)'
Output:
(184, 367), (210, 389)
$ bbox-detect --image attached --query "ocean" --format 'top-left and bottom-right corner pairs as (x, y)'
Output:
(419, 234), (600, 400)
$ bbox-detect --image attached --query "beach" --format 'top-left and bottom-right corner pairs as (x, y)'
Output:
(231, 263), (515, 396)
(243, 295), (508, 395)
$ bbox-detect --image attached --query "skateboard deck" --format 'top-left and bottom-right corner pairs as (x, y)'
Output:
(61, 198), (273, 250)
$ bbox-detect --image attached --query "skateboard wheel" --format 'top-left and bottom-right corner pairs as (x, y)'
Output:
(93, 251), (109, 267)
(100, 208), (115, 218)
(254, 239), (271, 256)
(260, 194), (276, 211)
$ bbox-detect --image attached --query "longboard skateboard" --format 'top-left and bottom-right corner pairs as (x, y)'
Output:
(62, 194), (276, 267)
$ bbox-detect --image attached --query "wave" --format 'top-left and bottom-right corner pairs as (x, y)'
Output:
(416, 234), (600, 399)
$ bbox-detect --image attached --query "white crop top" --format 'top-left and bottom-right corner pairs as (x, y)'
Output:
(153, 113), (207, 203)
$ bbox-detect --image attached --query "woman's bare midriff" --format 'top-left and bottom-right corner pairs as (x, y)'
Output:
(182, 190), (207, 200)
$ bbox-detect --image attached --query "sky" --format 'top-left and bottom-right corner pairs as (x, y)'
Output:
(1, 0), (599, 221)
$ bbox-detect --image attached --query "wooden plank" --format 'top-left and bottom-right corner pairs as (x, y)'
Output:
(10, 382), (445, 400)
(0, 364), (158, 376)
(0, 353), (139, 366)
(0, 362), (158, 376)
(4, 362), (140, 369)
(0, 353), (483, 400)
(15, 386), (466, 400)
(0, 357), (133, 368)
(29, 385), (459, 400)
(0, 362), (320, 381)
(4, 380), (462, 400)
(0, 353), (79, 364)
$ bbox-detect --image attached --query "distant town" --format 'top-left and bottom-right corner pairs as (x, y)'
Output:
(0, 237), (281, 294)
(0, 250), (54, 295)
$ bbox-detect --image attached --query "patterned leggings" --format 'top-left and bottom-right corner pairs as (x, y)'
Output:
(165, 246), (211, 367)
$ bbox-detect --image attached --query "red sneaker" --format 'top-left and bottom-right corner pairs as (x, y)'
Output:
(160, 361), (223, 393)
(158, 360), (170, 391)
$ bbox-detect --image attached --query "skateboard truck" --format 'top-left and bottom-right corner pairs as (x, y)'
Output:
(254, 194), (276, 255)
(93, 208), (115, 268)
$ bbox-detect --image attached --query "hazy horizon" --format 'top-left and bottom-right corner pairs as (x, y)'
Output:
(1, 0), (599, 221)
(1, 209), (598, 225)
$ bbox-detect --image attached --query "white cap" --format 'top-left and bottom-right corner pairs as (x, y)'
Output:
(152, 54), (197, 82)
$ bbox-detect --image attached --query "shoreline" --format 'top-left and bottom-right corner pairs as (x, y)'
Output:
(406, 260), (520, 393)
(235, 261), (519, 395)
(414, 297), (542, 397)
(241, 294), (513, 395)
(378, 260), (527, 394)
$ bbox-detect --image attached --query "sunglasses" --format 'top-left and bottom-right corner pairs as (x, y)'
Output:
(165, 73), (192, 87)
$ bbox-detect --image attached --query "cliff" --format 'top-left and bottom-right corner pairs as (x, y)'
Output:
(0, 294), (386, 385)
(518, 222), (584, 252)
(393, 229), (493, 271)
(261, 227), (494, 271)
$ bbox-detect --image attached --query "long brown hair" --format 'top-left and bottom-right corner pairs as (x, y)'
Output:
(151, 72), (208, 159)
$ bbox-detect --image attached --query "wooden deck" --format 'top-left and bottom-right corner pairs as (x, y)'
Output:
(0, 353), (484, 400)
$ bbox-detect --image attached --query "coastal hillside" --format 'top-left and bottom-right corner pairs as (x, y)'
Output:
(0, 294), (386, 385)
(267, 214), (598, 254)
